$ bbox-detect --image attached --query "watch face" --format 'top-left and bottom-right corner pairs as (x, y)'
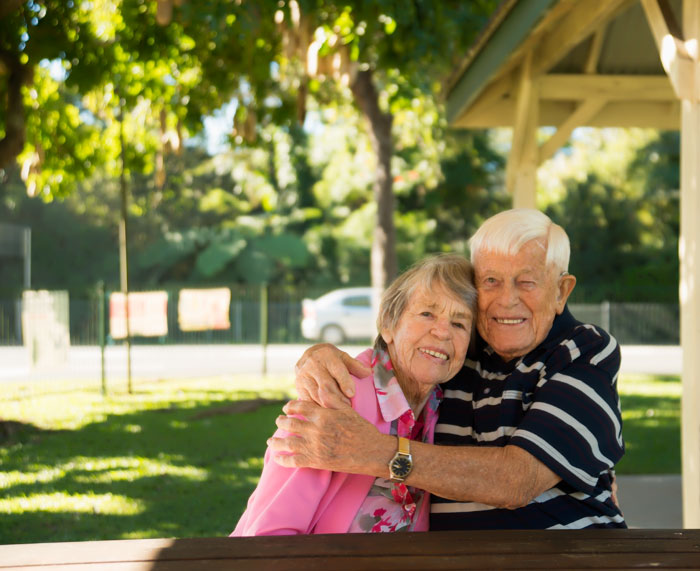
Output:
(391, 456), (412, 478)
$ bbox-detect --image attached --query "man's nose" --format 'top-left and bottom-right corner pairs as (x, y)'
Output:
(497, 282), (520, 306)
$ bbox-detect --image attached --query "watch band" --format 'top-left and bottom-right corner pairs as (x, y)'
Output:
(388, 436), (413, 482)
(397, 436), (410, 456)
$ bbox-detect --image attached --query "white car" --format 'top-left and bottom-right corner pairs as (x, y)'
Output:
(301, 287), (377, 344)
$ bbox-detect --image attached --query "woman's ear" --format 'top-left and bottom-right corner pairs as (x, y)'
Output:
(555, 273), (577, 314)
(380, 327), (393, 345)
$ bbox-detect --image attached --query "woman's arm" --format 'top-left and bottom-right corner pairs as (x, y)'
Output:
(268, 400), (560, 509)
(232, 429), (334, 536)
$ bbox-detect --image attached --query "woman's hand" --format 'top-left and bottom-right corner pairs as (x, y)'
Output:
(295, 343), (371, 408)
(268, 400), (393, 476)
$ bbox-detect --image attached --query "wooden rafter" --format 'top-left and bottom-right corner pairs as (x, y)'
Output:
(532, 0), (634, 76)
(539, 98), (606, 164)
(539, 74), (675, 101)
(641, 0), (696, 99)
(584, 25), (607, 74)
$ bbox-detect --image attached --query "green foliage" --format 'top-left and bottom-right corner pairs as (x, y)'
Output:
(0, 2), (682, 303)
(0, 167), (118, 297)
(542, 129), (680, 302)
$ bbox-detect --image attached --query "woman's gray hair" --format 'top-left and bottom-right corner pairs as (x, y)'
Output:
(375, 254), (477, 350)
(468, 208), (570, 273)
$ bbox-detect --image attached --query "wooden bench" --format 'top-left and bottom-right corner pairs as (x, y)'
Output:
(1, 529), (699, 570)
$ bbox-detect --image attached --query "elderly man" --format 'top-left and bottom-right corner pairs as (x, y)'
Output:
(270, 208), (626, 529)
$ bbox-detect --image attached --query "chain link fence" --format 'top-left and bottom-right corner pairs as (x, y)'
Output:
(0, 290), (681, 347)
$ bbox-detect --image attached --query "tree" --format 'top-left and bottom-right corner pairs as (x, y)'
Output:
(278, 1), (496, 288)
(1, 0), (502, 294)
(0, 0), (109, 193)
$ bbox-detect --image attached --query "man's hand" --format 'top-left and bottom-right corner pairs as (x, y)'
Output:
(267, 400), (393, 475)
(295, 343), (371, 408)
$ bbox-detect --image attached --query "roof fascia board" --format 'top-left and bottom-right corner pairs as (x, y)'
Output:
(446, 0), (558, 126)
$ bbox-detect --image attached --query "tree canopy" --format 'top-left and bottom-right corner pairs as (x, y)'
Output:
(0, 1), (682, 305)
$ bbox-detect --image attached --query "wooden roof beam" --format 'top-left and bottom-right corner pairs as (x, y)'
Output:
(538, 98), (606, 164)
(453, 100), (680, 130)
(532, 0), (635, 76)
(584, 25), (607, 74)
(539, 74), (676, 101)
(641, 0), (697, 100)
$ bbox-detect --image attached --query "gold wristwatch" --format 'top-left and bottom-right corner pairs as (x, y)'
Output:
(388, 436), (413, 482)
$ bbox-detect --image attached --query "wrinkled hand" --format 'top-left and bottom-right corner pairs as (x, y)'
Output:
(294, 343), (371, 408)
(268, 400), (390, 475)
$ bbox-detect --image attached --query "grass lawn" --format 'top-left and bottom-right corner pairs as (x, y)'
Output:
(616, 373), (681, 475)
(0, 372), (680, 544)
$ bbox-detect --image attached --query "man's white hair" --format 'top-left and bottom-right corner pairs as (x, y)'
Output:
(469, 208), (570, 272)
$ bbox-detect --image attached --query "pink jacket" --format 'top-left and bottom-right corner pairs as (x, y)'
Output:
(231, 348), (436, 535)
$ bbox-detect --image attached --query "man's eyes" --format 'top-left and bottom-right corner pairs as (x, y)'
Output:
(480, 277), (537, 288)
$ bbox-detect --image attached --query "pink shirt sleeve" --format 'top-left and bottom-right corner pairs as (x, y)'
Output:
(231, 432), (334, 535)
(231, 348), (380, 536)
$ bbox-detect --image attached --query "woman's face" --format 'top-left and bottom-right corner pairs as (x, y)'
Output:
(382, 284), (473, 392)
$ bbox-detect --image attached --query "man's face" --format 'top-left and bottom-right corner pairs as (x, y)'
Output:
(474, 239), (575, 362)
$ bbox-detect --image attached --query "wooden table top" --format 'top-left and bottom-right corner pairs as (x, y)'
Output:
(1, 529), (699, 570)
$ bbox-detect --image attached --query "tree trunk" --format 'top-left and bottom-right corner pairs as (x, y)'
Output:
(350, 69), (397, 290)
(0, 51), (30, 171)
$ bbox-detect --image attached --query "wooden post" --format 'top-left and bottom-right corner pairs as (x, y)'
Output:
(507, 51), (539, 210)
(680, 0), (700, 529)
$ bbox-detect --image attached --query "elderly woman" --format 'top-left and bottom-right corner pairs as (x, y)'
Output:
(231, 254), (476, 535)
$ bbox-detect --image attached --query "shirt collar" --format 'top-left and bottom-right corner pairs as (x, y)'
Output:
(370, 346), (442, 424)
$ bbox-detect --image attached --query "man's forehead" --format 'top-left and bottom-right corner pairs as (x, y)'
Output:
(474, 244), (553, 275)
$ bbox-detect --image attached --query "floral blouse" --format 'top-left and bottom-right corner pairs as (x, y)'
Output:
(347, 347), (442, 533)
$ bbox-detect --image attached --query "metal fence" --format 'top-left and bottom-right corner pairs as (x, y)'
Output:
(0, 292), (681, 347)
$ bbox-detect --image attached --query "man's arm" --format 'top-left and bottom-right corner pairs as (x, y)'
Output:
(294, 344), (371, 408)
(269, 400), (560, 509)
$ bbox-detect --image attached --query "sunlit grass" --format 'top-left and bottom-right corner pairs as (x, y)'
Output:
(617, 374), (681, 474)
(0, 492), (143, 515)
(0, 372), (680, 543)
(0, 375), (295, 544)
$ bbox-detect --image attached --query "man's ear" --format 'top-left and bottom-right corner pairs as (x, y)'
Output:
(555, 273), (577, 314)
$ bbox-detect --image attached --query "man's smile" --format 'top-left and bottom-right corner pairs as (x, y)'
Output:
(494, 317), (526, 325)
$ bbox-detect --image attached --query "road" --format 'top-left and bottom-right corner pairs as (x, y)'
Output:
(0, 344), (682, 384)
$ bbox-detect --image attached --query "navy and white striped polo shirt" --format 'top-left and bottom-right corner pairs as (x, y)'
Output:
(430, 306), (626, 530)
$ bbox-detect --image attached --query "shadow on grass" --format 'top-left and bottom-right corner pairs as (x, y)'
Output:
(1, 384), (680, 544)
(0, 420), (62, 446)
(0, 394), (287, 544)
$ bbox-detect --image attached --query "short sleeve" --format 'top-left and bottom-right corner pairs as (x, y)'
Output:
(509, 326), (624, 495)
